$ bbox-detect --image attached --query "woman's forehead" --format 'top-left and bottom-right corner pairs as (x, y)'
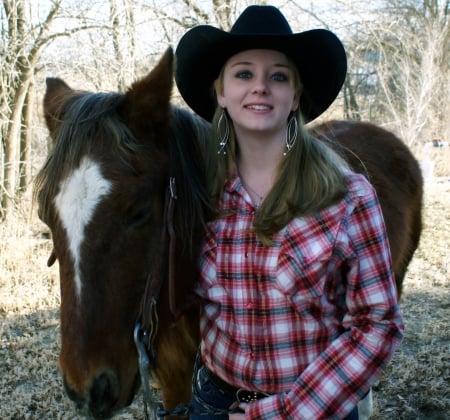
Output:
(225, 49), (290, 67)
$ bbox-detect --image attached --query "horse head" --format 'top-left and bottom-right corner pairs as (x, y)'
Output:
(36, 48), (205, 417)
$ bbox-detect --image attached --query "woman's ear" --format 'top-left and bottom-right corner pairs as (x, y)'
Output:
(214, 79), (226, 108)
(292, 90), (300, 112)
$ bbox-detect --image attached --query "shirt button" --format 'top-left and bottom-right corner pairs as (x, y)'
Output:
(247, 302), (253, 310)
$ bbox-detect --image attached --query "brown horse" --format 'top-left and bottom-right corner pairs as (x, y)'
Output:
(310, 120), (423, 298)
(35, 48), (422, 418)
(35, 48), (211, 418)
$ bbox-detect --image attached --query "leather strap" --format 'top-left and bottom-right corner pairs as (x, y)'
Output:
(139, 177), (177, 341)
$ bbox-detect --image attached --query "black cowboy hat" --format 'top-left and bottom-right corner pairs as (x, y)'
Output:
(175, 5), (347, 123)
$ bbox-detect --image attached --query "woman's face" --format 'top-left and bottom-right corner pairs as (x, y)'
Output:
(216, 49), (300, 139)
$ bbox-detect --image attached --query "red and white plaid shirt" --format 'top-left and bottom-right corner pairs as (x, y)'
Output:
(197, 171), (404, 419)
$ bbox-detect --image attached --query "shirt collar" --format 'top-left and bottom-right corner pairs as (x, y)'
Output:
(225, 174), (256, 209)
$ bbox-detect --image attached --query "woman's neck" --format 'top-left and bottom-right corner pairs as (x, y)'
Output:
(236, 129), (285, 171)
(236, 133), (284, 204)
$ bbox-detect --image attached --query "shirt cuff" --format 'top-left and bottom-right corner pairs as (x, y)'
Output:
(246, 394), (287, 419)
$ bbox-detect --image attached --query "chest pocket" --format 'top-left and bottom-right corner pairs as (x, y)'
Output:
(274, 225), (335, 311)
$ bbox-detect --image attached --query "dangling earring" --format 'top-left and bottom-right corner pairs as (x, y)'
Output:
(217, 109), (229, 155)
(284, 114), (298, 156)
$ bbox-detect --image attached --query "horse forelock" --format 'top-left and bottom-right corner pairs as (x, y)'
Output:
(35, 90), (146, 224)
(35, 90), (152, 300)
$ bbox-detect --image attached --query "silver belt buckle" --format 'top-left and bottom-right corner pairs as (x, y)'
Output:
(236, 388), (270, 403)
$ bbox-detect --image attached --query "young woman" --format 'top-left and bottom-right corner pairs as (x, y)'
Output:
(175, 5), (403, 420)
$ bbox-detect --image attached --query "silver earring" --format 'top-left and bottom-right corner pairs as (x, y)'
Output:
(217, 109), (229, 155)
(284, 114), (298, 155)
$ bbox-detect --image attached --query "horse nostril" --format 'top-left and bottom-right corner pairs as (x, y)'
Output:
(89, 370), (120, 418)
(63, 376), (85, 409)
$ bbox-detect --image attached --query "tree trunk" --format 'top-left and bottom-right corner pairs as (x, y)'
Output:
(20, 80), (33, 191)
(2, 76), (30, 214)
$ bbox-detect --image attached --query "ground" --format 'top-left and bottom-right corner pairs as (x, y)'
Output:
(1, 174), (449, 419)
(371, 178), (450, 420)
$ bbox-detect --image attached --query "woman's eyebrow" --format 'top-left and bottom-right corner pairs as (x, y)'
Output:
(230, 61), (289, 68)
(229, 61), (252, 67)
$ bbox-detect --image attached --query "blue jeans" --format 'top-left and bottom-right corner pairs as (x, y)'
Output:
(190, 365), (234, 419)
(189, 365), (359, 419)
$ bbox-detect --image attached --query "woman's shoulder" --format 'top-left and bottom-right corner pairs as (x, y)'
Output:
(305, 170), (378, 226)
(342, 169), (376, 199)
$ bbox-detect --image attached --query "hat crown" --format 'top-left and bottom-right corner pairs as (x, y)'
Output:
(230, 5), (293, 36)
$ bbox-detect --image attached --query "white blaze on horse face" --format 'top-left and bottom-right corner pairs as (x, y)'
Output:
(54, 156), (112, 299)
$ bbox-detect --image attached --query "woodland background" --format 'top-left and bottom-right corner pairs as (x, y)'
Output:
(1, 0), (449, 419)
(1, 0), (449, 217)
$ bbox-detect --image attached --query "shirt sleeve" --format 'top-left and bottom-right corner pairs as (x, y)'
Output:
(246, 180), (404, 420)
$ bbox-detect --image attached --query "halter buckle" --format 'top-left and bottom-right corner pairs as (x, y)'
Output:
(169, 177), (177, 199)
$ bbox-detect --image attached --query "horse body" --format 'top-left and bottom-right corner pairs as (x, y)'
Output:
(36, 49), (422, 418)
(311, 120), (423, 298)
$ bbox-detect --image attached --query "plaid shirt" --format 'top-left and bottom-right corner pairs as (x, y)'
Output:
(197, 171), (404, 419)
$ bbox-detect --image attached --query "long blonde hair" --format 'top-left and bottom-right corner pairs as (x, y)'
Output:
(205, 58), (348, 245)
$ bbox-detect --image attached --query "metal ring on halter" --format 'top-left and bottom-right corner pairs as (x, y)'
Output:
(133, 322), (161, 420)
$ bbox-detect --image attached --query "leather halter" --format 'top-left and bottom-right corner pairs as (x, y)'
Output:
(138, 176), (178, 348)
(133, 176), (179, 419)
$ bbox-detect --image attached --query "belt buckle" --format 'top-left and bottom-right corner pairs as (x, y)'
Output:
(236, 388), (269, 403)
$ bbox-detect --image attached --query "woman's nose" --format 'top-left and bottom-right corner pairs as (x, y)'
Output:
(252, 77), (269, 94)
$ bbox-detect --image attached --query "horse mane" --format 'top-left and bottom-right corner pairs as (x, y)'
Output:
(169, 106), (213, 254)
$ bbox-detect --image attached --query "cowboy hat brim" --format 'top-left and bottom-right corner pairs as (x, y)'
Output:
(175, 25), (347, 123)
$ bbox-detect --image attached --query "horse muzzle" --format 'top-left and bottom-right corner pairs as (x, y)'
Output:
(63, 369), (137, 418)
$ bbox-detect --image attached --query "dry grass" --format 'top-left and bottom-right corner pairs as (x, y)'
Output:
(1, 153), (449, 418)
(372, 177), (450, 420)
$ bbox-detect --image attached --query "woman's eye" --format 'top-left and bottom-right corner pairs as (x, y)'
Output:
(236, 70), (252, 79)
(272, 72), (288, 82)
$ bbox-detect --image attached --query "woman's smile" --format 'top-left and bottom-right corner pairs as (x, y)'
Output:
(244, 103), (273, 112)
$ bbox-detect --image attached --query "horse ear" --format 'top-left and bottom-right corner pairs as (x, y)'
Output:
(44, 78), (73, 139)
(120, 47), (174, 144)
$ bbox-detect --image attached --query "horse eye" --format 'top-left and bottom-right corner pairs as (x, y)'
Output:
(125, 204), (152, 228)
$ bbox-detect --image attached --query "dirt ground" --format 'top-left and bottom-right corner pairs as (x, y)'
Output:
(1, 171), (449, 419)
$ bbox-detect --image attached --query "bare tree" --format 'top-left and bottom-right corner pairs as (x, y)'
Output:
(289, 0), (448, 147)
(368, 0), (449, 147)
(109, 0), (137, 91)
(0, 0), (140, 219)
(213, 0), (232, 29)
(1, 0), (62, 217)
